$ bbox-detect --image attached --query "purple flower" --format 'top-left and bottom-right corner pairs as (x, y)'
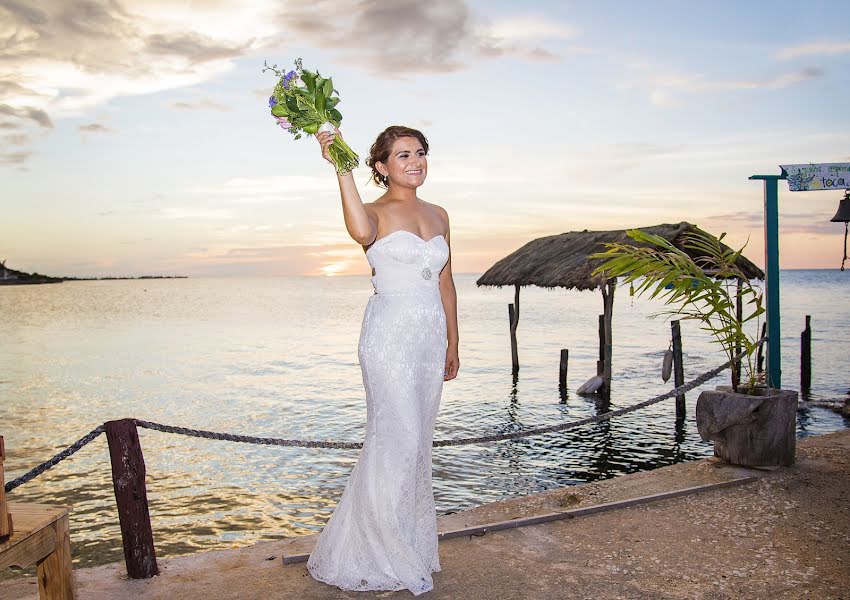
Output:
(282, 70), (297, 90)
(268, 95), (277, 108)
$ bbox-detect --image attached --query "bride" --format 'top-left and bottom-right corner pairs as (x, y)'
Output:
(303, 124), (459, 595)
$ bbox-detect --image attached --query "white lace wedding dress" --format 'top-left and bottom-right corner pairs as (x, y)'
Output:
(306, 229), (450, 596)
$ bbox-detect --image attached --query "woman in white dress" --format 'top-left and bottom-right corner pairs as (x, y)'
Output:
(305, 125), (459, 595)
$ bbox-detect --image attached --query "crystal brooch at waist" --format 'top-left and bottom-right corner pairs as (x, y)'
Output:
(422, 267), (432, 280)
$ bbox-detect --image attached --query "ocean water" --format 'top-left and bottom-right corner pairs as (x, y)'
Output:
(1, 270), (847, 568)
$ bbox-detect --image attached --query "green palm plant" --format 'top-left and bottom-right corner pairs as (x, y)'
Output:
(591, 228), (764, 393)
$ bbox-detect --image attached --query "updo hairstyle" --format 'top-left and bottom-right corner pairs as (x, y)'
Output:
(366, 125), (429, 188)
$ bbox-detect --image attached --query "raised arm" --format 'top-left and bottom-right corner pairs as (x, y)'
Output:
(316, 128), (377, 246)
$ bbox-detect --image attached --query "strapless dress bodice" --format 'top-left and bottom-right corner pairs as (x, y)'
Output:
(366, 230), (449, 295)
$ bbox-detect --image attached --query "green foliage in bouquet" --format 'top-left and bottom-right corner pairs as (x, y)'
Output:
(263, 58), (359, 175)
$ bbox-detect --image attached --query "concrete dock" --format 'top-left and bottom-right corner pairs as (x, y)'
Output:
(2, 429), (848, 599)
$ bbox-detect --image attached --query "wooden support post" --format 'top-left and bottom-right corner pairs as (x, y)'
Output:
(508, 284), (521, 374)
(508, 304), (518, 374)
(0, 436), (11, 540)
(801, 315), (812, 393)
(599, 280), (615, 399)
(105, 419), (158, 579)
(671, 320), (685, 421)
(559, 349), (569, 389)
(757, 322), (767, 374)
(597, 314), (605, 377)
(36, 513), (74, 599)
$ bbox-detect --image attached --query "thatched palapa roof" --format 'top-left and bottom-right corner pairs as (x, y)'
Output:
(476, 222), (764, 291)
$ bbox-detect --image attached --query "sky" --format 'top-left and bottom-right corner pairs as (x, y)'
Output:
(2, 0), (849, 277)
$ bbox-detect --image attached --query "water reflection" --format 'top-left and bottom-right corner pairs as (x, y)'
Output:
(1, 273), (847, 570)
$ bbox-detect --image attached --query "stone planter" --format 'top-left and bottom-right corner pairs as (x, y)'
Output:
(696, 387), (798, 467)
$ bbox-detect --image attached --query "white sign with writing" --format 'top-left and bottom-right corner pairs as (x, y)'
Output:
(781, 163), (850, 191)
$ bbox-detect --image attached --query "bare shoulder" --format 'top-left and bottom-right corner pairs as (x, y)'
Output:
(421, 199), (450, 227)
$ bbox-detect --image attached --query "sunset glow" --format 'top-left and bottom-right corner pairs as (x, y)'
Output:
(2, 1), (848, 277)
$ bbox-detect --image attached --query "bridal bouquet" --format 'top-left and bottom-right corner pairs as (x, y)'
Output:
(263, 58), (359, 175)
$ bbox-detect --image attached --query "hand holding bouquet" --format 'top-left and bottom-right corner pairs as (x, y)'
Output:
(263, 58), (359, 175)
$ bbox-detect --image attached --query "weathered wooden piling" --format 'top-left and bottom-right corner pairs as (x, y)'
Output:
(105, 419), (158, 579)
(597, 314), (605, 378)
(0, 437), (11, 540)
(559, 349), (569, 389)
(671, 320), (685, 421)
(801, 315), (812, 393)
(600, 280), (615, 397)
(508, 284), (520, 374)
(757, 322), (767, 373)
(508, 305), (518, 374)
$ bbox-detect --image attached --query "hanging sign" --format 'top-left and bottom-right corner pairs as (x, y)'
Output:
(780, 163), (850, 191)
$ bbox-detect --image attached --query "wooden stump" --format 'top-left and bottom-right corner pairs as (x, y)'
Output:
(0, 436), (12, 540)
(105, 419), (159, 579)
(508, 304), (519, 374)
(671, 320), (685, 421)
(558, 349), (569, 390)
(696, 388), (798, 467)
(801, 315), (812, 393)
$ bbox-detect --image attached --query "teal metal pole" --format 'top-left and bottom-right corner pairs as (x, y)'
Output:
(749, 174), (786, 389)
(763, 177), (781, 388)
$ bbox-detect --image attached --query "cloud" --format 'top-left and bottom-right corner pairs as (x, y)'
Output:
(169, 174), (343, 210)
(472, 14), (581, 61)
(0, 1), (273, 121)
(0, 0), (279, 166)
(482, 15), (578, 42)
(145, 32), (251, 64)
(78, 122), (113, 133)
(158, 207), (235, 221)
(0, 0), (48, 25)
(171, 99), (230, 111)
(765, 66), (825, 88)
(3, 133), (29, 145)
(778, 40), (850, 60)
(637, 66), (824, 107)
(519, 47), (562, 62)
(703, 209), (839, 236)
(251, 87), (271, 100)
(278, 0), (471, 74)
(0, 104), (52, 128)
(558, 140), (686, 178)
(276, 0), (580, 75)
(0, 0), (580, 169)
(0, 150), (32, 165)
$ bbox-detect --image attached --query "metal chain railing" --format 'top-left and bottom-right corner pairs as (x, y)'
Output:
(5, 345), (752, 493)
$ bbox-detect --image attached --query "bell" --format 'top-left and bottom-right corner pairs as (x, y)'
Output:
(833, 190), (850, 271)
(831, 192), (850, 223)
